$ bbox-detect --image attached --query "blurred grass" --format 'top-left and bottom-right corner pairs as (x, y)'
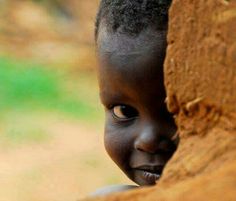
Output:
(0, 58), (60, 109)
(0, 56), (103, 145)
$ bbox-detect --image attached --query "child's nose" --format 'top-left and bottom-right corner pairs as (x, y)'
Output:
(134, 123), (169, 154)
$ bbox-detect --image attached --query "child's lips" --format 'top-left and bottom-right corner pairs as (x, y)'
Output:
(133, 165), (164, 184)
(133, 164), (164, 173)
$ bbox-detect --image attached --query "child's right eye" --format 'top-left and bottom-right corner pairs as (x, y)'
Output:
(112, 105), (138, 120)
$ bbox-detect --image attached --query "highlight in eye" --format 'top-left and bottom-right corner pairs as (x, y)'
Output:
(112, 105), (138, 120)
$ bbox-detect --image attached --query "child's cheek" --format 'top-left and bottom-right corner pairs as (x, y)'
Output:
(104, 122), (132, 169)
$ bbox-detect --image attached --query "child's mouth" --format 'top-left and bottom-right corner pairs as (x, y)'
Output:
(134, 165), (164, 185)
(142, 170), (161, 184)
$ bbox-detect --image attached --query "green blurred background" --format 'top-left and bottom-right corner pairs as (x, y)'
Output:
(0, 1), (131, 200)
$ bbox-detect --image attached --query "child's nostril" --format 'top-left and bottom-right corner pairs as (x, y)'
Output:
(136, 147), (144, 152)
(134, 136), (177, 155)
(134, 139), (159, 154)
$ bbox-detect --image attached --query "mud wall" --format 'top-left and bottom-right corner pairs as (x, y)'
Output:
(83, 0), (236, 200)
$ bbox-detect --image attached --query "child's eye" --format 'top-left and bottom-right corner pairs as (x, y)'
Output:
(112, 105), (138, 120)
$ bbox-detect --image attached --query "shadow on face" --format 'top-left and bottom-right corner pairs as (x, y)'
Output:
(97, 24), (179, 186)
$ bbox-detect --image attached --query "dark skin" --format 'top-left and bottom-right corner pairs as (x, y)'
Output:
(96, 24), (178, 190)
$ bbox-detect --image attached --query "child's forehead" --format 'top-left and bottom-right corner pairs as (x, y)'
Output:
(97, 24), (167, 97)
(98, 26), (166, 74)
(97, 24), (166, 57)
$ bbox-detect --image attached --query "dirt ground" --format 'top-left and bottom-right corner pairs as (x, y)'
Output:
(0, 115), (132, 201)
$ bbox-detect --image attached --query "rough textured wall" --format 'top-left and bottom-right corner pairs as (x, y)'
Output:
(82, 0), (236, 200)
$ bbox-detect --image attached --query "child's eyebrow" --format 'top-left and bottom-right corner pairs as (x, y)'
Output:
(100, 91), (130, 106)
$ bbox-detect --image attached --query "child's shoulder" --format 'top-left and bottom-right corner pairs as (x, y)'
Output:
(90, 185), (138, 197)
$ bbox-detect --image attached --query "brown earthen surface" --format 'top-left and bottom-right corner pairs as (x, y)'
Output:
(82, 0), (236, 200)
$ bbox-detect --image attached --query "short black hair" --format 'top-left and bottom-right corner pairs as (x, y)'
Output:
(95, 0), (172, 39)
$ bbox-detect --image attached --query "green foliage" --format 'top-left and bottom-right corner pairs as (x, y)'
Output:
(0, 57), (60, 109)
(0, 57), (101, 119)
(0, 57), (102, 144)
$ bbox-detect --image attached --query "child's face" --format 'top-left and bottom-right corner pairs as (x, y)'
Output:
(97, 25), (178, 186)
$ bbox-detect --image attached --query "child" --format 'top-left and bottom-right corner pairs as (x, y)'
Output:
(93, 0), (178, 195)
